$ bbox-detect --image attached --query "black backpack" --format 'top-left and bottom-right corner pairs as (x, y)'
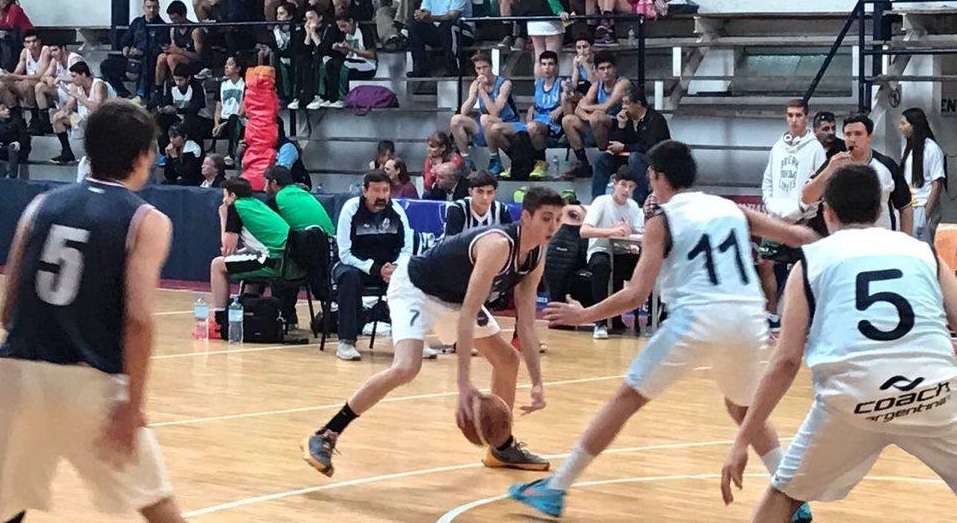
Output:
(219, 294), (284, 343)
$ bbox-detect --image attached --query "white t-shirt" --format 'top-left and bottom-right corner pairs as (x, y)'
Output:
(903, 138), (946, 206)
(583, 194), (644, 258)
(218, 77), (245, 120)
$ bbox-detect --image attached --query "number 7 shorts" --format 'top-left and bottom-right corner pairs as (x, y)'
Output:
(387, 262), (501, 345)
(624, 305), (769, 406)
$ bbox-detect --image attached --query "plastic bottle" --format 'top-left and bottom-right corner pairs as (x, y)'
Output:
(227, 295), (244, 344)
(192, 293), (209, 340)
(627, 28), (636, 48)
(550, 154), (560, 178)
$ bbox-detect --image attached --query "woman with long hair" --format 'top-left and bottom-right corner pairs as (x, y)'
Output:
(899, 107), (947, 242)
(383, 156), (418, 198)
(422, 130), (464, 189)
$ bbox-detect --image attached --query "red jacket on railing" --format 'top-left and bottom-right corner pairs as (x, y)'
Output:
(0, 2), (33, 34)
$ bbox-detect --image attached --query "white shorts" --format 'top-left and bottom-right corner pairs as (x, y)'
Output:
(625, 305), (769, 406)
(0, 358), (173, 520)
(527, 21), (565, 36)
(772, 397), (957, 502)
(387, 262), (501, 345)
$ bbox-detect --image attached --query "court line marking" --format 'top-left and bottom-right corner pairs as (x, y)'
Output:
(153, 374), (628, 427)
(152, 343), (318, 360)
(154, 310), (194, 316)
(435, 473), (947, 522)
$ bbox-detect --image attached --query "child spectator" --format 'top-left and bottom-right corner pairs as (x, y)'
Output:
(163, 122), (205, 185)
(369, 139), (394, 169)
(212, 54), (246, 166)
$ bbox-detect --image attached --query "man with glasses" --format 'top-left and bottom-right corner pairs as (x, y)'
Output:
(812, 110), (847, 159)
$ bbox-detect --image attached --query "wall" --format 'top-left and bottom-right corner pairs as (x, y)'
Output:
(25, 0), (200, 27)
(691, 1), (955, 13)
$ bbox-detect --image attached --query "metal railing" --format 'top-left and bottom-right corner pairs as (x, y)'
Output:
(805, 0), (956, 113)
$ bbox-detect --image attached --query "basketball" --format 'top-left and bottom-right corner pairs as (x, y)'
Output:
(460, 393), (512, 447)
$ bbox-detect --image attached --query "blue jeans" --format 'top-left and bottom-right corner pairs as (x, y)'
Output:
(591, 152), (651, 203)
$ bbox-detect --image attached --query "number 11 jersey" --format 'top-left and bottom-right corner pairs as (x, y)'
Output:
(0, 180), (151, 375)
(657, 191), (764, 312)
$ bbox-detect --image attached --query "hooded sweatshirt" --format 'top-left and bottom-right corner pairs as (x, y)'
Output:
(761, 130), (827, 223)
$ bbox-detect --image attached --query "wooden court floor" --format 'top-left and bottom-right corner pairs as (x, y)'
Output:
(0, 282), (953, 522)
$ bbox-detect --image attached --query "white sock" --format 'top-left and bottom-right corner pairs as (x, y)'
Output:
(760, 447), (784, 474)
(547, 445), (594, 491)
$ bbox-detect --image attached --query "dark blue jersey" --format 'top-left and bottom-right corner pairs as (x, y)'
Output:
(407, 222), (540, 304)
(0, 180), (150, 374)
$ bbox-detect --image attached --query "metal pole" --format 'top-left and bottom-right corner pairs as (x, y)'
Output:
(638, 15), (646, 87)
(111, 0), (130, 50)
(858, 1), (867, 112)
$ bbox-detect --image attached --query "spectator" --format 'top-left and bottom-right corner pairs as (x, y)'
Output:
(155, 63), (213, 155)
(580, 166), (644, 339)
(802, 113), (913, 234)
(0, 102), (27, 178)
(50, 62), (113, 165)
(209, 177), (291, 333)
(275, 120), (312, 188)
(375, 0), (412, 52)
(812, 110), (846, 160)
(369, 138), (394, 169)
(407, 0), (473, 77)
(0, 0), (30, 72)
(32, 43), (84, 135)
(265, 0), (307, 20)
(313, 10), (376, 109)
(444, 170), (512, 236)
(212, 54), (246, 166)
(383, 156), (418, 198)
(424, 160), (468, 201)
(516, 0), (570, 78)
(154, 1), (204, 104)
(334, 170), (413, 360)
(265, 164), (335, 234)
(200, 152), (227, 187)
(570, 32), (595, 91)
(163, 122), (204, 185)
(258, 2), (300, 106)
(496, 0), (524, 51)
(451, 52), (519, 175)
(422, 130), (463, 189)
(0, 0), (31, 34)
(199, 0), (254, 56)
(101, 0), (167, 100)
(0, 29), (50, 125)
(288, 3), (342, 110)
(899, 107), (946, 242)
(592, 84), (668, 200)
(542, 199), (590, 315)
(561, 50), (630, 179)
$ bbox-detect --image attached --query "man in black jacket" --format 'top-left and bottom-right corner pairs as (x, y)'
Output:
(591, 84), (670, 201)
(0, 102), (28, 178)
(424, 162), (469, 201)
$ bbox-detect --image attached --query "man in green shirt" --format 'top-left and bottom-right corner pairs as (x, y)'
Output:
(209, 177), (290, 331)
(265, 165), (335, 235)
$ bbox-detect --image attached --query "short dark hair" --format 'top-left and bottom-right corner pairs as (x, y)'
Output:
(167, 0), (188, 16)
(223, 177), (253, 198)
(786, 98), (809, 115)
(69, 61), (91, 77)
(22, 29), (39, 41)
(335, 9), (354, 22)
(468, 170), (498, 189)
(843, 113), (874, 135)
(363, 169), (391, 188)
(85, 100), (157, 182)
(573, 31), (593, 45)
(813, 110), (836, 127)
(622, 84), (647, 106)
(647, 140), (697, 189)
(613, 164), (640, 184)
(265, 165), (295, 187)
(823, 164), (882, 225)
(594, 50), (616, 68)
(539, 50), (558, 63)
(521, 186), (565, 214)
(172, 63), (191, 78)
(168, 121), (187, 138)
(471, 51), (491, 65)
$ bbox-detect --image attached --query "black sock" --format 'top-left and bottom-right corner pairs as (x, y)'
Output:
(322, 403), (358, 435)
(496, 435), (515, 451)
(574, 148), (589, 165)
(56, 132), (73, 156)
(6, 511), (26, 523)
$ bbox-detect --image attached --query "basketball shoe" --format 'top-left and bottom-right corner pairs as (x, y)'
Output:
(483, 439), (550, 471)
(301, 429), (338, 477)
(508, 477), (564, 517)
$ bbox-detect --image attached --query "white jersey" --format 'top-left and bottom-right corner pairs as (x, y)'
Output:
(802, 227), (957, 432)
(657, 192), (764, 311)
(24, 49), (41, 75)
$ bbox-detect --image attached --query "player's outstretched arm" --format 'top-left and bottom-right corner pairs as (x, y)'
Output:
(721, 264), (809, 505)
(1, 195), (45, 329)
(742, 206), (819, 247)
(513, 258), (546, 414)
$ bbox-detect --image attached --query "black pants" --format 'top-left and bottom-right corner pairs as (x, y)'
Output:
(410, 20), (460, 73)
(216, 114), (244, 157)
(320, 56), (376, 102)
(101, 52), (157, 98)
(333, 263), (386, 343)
(0, 142), (22, 179)
(588, 251), (638, 328)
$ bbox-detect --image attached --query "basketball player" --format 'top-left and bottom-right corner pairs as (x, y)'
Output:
(0, 100), (186, 523)
(302, 187), (567, 476)
(508, 140), (817, 521)
(721, 164), (957, 521)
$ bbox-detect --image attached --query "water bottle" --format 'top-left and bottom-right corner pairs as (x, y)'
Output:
(627, 28), (636, 48)
(227, 295), (244, 344)
(192, 293), (209, 340)
(550, 154), (560, 178)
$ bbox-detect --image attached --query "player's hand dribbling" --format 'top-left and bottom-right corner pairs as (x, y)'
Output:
(543, 295), (586, 326)
(720, 436), (749, 505)
(520, 383), (546, 415)
(97, 400), (146, 470)
(455, 381), (481, 431)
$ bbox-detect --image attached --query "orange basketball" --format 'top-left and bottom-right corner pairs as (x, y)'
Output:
(460, 393), (512, 447)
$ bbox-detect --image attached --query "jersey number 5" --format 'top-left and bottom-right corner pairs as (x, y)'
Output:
(855, 269), (915, 341)
(36, 225), (90, 306)
(687, 231), (750, 286)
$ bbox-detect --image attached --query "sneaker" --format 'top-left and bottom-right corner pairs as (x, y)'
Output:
(405, 69), (430, 78)
(337, 341), (361, 361)
(508, 477), (565, 518)
(300, 429), (338, 477)
(130, 95), (144, 107)
(50, 153), (77, 165)
(561, 163), (592, 180)
(497, 168), (511, 180)
(791, 502), (813, 523)
(593, 325), (609, 339)
(483, 440), (550, 471)
(287, 99), (301, 110)
(422, 345), (439, 359)
(529, 160), (547, 178)
(361, 322), (391, 336)
(497, 36), (513, 49)
(511, 36), (526, 51)
(327, 100), (345, 109)
(487, 155), (503, 175)
(306, 96), (327, 110)
(223, 155), (235, 167)
(194, 68), (213, 80)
